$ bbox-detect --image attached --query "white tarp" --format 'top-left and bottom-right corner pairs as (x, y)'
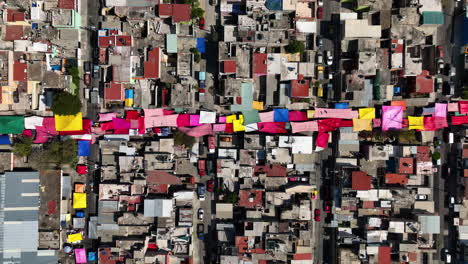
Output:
(199, 111), (216, 124)
(24, 116), (44, 129)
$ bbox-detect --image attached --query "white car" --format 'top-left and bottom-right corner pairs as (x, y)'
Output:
(198, 208), (204, 220)
(437, 59), (444, 74)
(326, 51), (333, 65)
(317, 0), (323, 6)
(316, 53), (323, 64)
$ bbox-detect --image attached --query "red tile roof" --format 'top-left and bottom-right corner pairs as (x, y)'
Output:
(239, 189), (263, 209)
(254, 164), (287, 177)
(293, 253), (313, 260)
(158, 4), (173, 17)
(99, 48), (107, 64)
(146, 170), (181, 185)
(362, 201), (375, 208)
(116, 35), (132, 46)
(253, 53), (267, 75)
(391, 39), (404, 53)
(399, 157), (414, 174)
(378, 247), (391, 264)
(99, 248), (124, 264)
(6, 10), (25, 22)
(415, 70), (434, 94)
(385, 173), (409, 185)
(235, 236), (265, 254)
(291, 78), (310, 97)
(144, 48), (160, 79)
(417, 146), (431, 162)
(222, 60), (236, 73)
(147, 184), (168, 193)
(13, 60), (27, 81)
(172, 4), (191, 22)
(104, 82), (124, 101)
(5, 25), (24, 41)
(351, 171), (371, 191)
(463, 146), (468, 158)
(57, 0), (75, 9)
(98, 36), (116, 47)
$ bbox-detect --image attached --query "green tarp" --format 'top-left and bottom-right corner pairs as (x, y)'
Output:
(242, 110), (261, 125)
(0, 116), (24, 134)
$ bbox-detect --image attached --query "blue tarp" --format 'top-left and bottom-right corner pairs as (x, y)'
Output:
(0, 135), (10, 145)
(273, 109), (289, 122)
(196, 38), (206, 53)
(50, 65), (61, 71)
(125, 89), (134, 99)
(265, 0), (282, 10)
(88, 252), (96, 261)
(232, 3), (242, 13)
(335, 103), (349, 109)
(77, 141), (91, 156)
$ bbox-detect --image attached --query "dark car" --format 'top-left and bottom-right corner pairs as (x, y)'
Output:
(83, 61), (91, 73)
(84, 73), (91, 86)
(207, 180), (214, 192)
(12, 91), (19, 103)
(197, 224), (205, 240)
(316, 36), (323, 48)
(317, 7), (323, 19)
(92, 65), (100, 79)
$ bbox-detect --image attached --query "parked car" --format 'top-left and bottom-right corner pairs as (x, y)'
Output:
(90, 87), (99, 104)
(437, 45), (444, 58)
(197, 224), (205, 240)
(317, 0), (323, 6)
(316, 53), (323, 64)
(326, 50), (333, 65)
(84, 73), (91, 86)
(314, 209), (321, 221)
(207, 180), (214, 192)
(12, 90), (19, 103)
(198, 208), (204, 220)
(437, 59), (444, 74)
(199, 18), (205, 30)
(324, 201), (332, 213)
(92, 65), (100, 79)
(442, 248), (452, 263)
(198, 160), (206, 176)
(83, 61), (91, 73)
(415, 194), (428, 200)
(316, 36), (323, 48)
(317, 65), (324, 79)
(197, 185), (206, 201)
(317, 7), (323, 19)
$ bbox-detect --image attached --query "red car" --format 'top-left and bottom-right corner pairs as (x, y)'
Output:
(84, 73), (91, 86)
(207, 180), (214, 192)
(199, 18), (205, 30)
(323, 201), (331, 213)
(314, 209), (321, 221)
(198, 160), (206, 176)
(437, 46), (444, 58)
(317, 7), (323, 19)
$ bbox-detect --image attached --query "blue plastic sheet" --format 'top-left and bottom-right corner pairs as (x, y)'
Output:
(335, 102), (349, 109)
(0, 135), (10, 145)
(273, 109), (289, 122)
(196, 38), (205, 53)
(77, 141), (91, 156)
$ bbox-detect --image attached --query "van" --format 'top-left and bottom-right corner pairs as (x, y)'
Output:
(316, 53), (323, 64)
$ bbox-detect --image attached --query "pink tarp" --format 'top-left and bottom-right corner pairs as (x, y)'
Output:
(144, 114), (179, 129)
(314, 108), (358, 119)
(318, 119), (342, 132)
(213, 124), (226, 131)
(316, 132), (329, 148)
(177, 114), (190, 127)
(259, 111), (274, 122)
(448, 102), (459, 112)
(435, 103), (447, 117)
(189, 115), (201, 126)
(218, 116), (226, 123)
(288, 111), (308, 121)
(178, 124), (213, 137)
(452, 115), (468, 125)
(99, 113), (117, 122)
(144, 108), (164, 117)
(34, 117), (58, 143)
(382, 106), (403, 131)
(258, 122), (287, 134)
(460, 101), (468, 114)
(291, 121), (318, 133)
(373, 119), (381, 127)
(75, 248), (87, 264)
(113, 118), (131, 129)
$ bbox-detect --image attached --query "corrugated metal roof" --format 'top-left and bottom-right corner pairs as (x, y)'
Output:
(419, 215), (440, 234)
(166, 34), (178, 54)
(422, 11), (444, 25)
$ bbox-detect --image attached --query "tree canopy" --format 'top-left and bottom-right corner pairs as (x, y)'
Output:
(30, 139), (78, 169)
(285, 40), (305, 54)
(191, 7), (205, 19)
(12, 136), (33, 157)
(174, 131), (196, 149)
(51, 91), (82, 115)
(223, 192), (238, 204)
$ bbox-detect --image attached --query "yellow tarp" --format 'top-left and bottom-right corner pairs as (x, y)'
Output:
(226, 115), (237, 123)
(233, 119), (245, 132)
(359, 108), (375, 119)
(352, 118), (372, 132)
(67, 233), (83, 243)
(252, 101), (264, 110)
(307, 110), (315, 119)
(55, 113), (83, 131)
(73, 192), (87, 209)
(408, 116), (424, 130)
(125, 98), (133, 107)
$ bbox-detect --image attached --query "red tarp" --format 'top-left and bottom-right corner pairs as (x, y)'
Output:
(225, 123), (234, 133)
(177, 114), (190, 127)
(163, 109), (175, 115)
(138, 117), (145, 134)
(257, 122), (287, 134)
(76, 165), (87, 174)
(339, 120), (353, 127)
(452, 115), (468, 125)
(423, 116), (448, 131)
(459, 101), (468, 114)
(316, 132), (330, 148)
(288, 111), (308, 121)
(126, 110), (140, 120)
(59, 119), (92, 135)
(178, 124), (213, 137)
(318, 119), (342, 132)
(100, 122), (114, 131)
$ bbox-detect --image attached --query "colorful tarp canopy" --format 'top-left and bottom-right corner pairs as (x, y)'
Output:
(178, 124), (213, 137)
(144, 114), (179, 129)
(77, 140), (91, 156)
(0, 116), (24, 134)
(408, 116), (424, 130)
(434, 103), (447, 117)
(76, 165), (87, 175)
(288, 111), (308, 121)
(24, 116), (44, 129)
(67, 233), (83, 243)
(291, 121), (318, 133)
(359, 108), (376, 119)
(59, 119), (91, 135)
(316, 132), (329, 149)
(55, 113), (83, 132)
(274, 109), (289, 122)
(259, 111), (274, 122)
(382, 106), (403, 131)
(258, 122), (287, 134)
(314, 108), (358, 119)
(75, 248), (87, 264)
(98, 113), (117, 122)
(73, 193), (87, 209)
(242, 110), (261, 125)
(352, 118), (372, 131)
(200, 111), (217, 124)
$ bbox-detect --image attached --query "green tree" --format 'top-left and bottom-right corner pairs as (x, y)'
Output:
(12, 136), (33, 157)
(432, 152), (441, 161)
(174, 131), (196, 149)
(223, 192), (238, 204)
(30, 139), (78, 169)
(285, 40), (305, 54)
(67, 66), (81, 89)
(191, 7), (204, 19)
(51, 91), (82, 115)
